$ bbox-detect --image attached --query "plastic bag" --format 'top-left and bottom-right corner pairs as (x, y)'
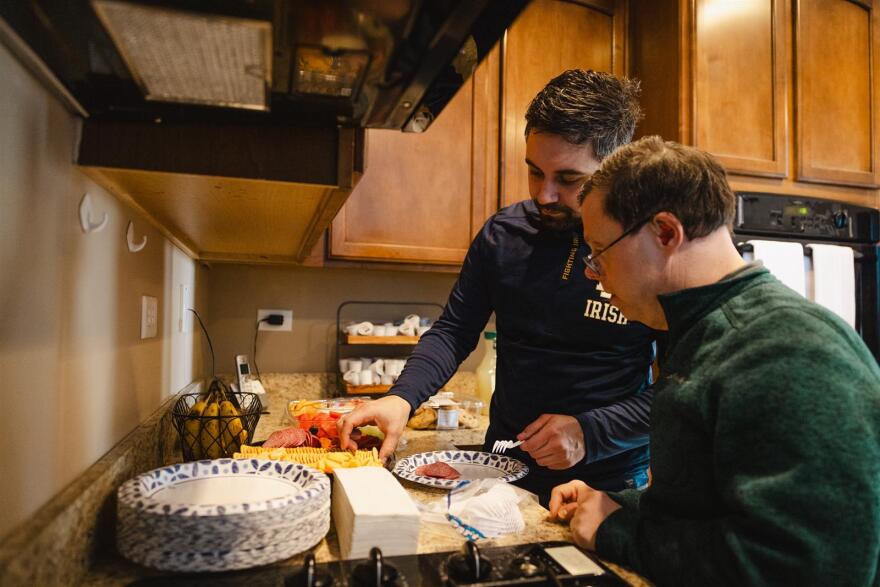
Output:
(418, 479), (534, 540)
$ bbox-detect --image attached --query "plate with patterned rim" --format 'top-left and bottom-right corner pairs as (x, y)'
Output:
(392, 450), (528, 489)
(116, 459), (331, 572)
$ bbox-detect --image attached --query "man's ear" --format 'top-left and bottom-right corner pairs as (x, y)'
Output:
(650, 212), (685, 250)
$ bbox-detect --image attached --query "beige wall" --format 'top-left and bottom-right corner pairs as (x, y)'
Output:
(205, 264), (490, 378)
(0, 42), (204, 539)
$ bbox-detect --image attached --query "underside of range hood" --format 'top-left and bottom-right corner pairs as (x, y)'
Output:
(76, 120), (364, 263)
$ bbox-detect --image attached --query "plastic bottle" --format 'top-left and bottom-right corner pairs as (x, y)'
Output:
(475, 331), (497, 415)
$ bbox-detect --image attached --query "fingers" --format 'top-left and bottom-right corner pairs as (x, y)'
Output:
(557, 502), (579, 520)
(548, 486), (566, 518)
(517, 413), (551, 441)
(548, 480), (584, 519)
(378, 429), (400, 461)
(337, 407), (371, 450)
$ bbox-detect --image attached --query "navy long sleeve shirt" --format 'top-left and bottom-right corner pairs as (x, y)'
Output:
(389, 201), (657, 496)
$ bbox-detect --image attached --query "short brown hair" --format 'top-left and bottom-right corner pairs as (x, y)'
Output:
(580, 136), (736, 239)
(525, 69), (642, 160)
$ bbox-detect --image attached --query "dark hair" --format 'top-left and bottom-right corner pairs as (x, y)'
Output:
(524, 69), (642, 160)
(580, 136), (736, 239)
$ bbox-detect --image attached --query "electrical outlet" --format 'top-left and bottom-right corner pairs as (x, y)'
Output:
(257, 309), (293, 331)
(141, 295), (158, 339)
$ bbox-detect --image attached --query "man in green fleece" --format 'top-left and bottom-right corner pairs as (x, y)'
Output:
(549, 136), (880, 586)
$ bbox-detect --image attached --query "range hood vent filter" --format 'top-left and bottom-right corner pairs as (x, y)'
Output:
(93, 1), (272, 111)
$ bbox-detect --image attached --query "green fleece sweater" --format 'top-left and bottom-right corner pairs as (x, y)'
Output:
(595, 265), (880, 586)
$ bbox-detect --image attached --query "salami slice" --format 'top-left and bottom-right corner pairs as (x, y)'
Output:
(263, 427), (320, 448)
(415, 461), (461, 479)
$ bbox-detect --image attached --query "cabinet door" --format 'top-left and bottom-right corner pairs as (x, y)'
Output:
(795, 0), (880, 187)
(500, 0), (627, 208)
(328, 48), (499, 264)
(692, 0), (788, 177)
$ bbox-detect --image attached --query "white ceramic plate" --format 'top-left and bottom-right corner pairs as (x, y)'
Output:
(392, 450), (528, 489)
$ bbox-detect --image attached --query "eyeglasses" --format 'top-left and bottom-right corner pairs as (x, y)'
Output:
(583, 215), (655, 275)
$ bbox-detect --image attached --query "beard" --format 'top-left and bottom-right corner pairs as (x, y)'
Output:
(535, 202), (581, 232)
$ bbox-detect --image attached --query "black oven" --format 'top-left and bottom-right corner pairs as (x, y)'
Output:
(733, 192), (880, 361)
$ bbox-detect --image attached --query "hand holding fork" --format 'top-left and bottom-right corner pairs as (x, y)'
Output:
(490, 414), (586, 468)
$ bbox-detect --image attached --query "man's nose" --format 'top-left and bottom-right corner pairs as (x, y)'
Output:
(535, 181), (558, 205)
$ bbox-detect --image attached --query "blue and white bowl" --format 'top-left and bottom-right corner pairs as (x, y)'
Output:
(393, 450), (529, 489)
(117, 459), (330, 572)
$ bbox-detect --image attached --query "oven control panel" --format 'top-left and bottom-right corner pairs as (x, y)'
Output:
(736, 192), (879, 243)
(285, 541), (626, 586)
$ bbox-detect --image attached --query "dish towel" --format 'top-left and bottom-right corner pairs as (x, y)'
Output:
(807, 243), (856, 328)
(747, 240), (806, 297)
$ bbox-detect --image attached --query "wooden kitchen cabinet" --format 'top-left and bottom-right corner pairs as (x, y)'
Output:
(328, 47), (500, 265)
(795, 0), (880, 188)
(631, 0), (788, 177)
(501, 0), (628, 207)
(631, 0), (880, 204)
(329, 0), (629, 265)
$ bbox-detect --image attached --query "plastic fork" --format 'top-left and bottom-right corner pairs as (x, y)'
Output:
(491, 439), (522, 454)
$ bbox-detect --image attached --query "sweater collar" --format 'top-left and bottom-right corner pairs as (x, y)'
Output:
(657, 263), (770, 342)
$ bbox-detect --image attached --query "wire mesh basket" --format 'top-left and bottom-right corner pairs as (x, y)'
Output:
(172, 386), (262, 461)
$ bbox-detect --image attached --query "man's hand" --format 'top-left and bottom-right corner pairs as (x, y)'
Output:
(569, 490), (621, 551)
(548, 479), (591, 522)
(517, 414), (585, 469)
(337, 395), (412, 460)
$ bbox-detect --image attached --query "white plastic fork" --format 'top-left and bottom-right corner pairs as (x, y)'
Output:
(491, 439), (522, 454)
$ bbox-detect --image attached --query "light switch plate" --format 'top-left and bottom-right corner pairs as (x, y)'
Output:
(257, 309), (293, 331)
(141, 295), (158, 339)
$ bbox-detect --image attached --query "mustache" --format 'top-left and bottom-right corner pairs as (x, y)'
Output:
(537, 203), (571, 215)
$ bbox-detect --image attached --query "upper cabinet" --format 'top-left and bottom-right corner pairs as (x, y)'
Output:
(795, 0), (880, 187)
(632, 0), (880, 199)
(632, 0), (788, 176)
(328, 47), (500, 265)
(328, 0), (628, 266)
(501, 0), (628, 208)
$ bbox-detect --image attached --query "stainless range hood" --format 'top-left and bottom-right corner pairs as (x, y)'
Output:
(0, 0), (527, 263)
(1, 0), (527, 131)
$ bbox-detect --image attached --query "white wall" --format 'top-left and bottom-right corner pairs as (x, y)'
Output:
(0, 41), (202, 539)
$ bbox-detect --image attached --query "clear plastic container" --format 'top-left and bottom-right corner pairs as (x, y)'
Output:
(475, 331), (496, 415)
(436, 404), (460, 429)
(459, 396), (484, 418)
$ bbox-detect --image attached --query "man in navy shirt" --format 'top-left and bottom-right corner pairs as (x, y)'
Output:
(339, 70), (657, 501)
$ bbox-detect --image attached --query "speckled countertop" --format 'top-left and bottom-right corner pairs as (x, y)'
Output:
(5, 373), (648, 586)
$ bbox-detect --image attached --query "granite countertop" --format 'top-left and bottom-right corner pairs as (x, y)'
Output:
(75, 377), (649, 586)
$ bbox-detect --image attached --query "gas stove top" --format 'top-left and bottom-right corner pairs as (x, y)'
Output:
(286, 541), (626, 586)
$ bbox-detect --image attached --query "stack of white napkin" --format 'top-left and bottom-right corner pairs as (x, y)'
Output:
(332, 467), (421, 559)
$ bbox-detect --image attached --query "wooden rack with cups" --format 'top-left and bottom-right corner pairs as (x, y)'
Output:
(335, 300), (443, 397)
